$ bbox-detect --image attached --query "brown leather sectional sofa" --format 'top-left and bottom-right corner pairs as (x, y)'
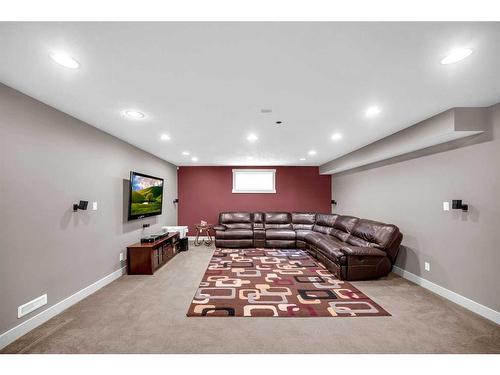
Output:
(214, 212), (402, 280)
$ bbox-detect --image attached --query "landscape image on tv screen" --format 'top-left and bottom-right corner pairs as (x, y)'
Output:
(128, 172), (164, 220)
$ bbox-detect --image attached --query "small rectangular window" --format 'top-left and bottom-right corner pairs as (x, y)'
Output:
(232, 169), (276, 193)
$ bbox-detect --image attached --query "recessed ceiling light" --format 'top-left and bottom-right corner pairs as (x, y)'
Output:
(308, 150), (317, 156)
(441, 48), (473, 65)
(182, 151), (190, 156)
(160, 134), (171, 141)
(124, 110), (145, 119)
(365, 106), (381, 118)
(331, 133), (343, 141)
(49, 51), (80, 69)
(299, 158), (306, 161)
(247, 133), (258, 142)
(260, 109), (272, 113)
(191, 156), (198, 162)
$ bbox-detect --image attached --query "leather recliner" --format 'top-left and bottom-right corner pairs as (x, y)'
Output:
(214, 211), (402, 281)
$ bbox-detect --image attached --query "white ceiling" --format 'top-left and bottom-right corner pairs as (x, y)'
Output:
(0, 22), (499, 166)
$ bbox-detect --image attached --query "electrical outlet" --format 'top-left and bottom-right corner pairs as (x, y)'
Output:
(424, 262), (431, 272)
(92, 201), (98, 211)
(443, 201), (450, 211)
(119, 252), (124, 262)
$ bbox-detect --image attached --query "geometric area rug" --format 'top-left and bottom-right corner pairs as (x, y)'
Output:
(186, 248), (390, 317)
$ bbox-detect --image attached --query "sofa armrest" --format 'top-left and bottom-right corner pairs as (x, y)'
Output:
(341, 245), (386, 257)
(213, 225), (226, 231)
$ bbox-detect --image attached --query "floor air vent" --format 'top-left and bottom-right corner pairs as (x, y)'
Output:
(18, 294), (47, 318)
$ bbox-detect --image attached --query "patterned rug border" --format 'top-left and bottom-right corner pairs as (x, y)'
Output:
(186, 248), (390, 318)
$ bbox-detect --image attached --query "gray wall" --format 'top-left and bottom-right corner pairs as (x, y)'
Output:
(0, 84), (178, 335)
(332, 103), (500, 312)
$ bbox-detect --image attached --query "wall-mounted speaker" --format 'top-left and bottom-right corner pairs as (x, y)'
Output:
(452, 199), (468, 212)
(73, 200), (89, 212)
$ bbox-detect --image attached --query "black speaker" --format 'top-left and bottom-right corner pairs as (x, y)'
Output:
(179, 237), (189, 252)
(73, 200), (89, 211)
(452, 199), (468, 212)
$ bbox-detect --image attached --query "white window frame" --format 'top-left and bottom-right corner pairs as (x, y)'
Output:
(232, 169), (276, 194)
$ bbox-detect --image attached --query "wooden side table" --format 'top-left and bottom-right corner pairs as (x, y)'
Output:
(194, 224), (213, 246)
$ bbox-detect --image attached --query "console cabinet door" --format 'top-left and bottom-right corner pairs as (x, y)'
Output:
(153, 248), (159, 270)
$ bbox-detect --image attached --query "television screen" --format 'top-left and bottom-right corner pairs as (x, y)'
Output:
(128, 171), (164, 220)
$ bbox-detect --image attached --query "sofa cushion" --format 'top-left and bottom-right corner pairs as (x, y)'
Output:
(220, 212), (252, 224)
(305, 233), (346, 264)
(216, 229), (253, 240)
(349, 219), (399, 249)
(304, 231), (326, 245)
(312, 213), (338, 235)
(264, 212), (292, 229)
(312, 224), (333, 235)
(316, 213), (338, 227)
(291, 212), (316, 230)
(295, 229), (313, 241)
(252, 212), (265, 229)
(265, 229), (296, 241)
(225, 223), (253, 230)
(316, 236), (343, 253)
(304, 232), (341, 248)
(328, 215), (359, 242)
(252, 212), (264, 223)
(333, 215), (359, 232)
(291, 212), (316, 224)
(330, 228), (350, 242)
(341, 245), (386, 257)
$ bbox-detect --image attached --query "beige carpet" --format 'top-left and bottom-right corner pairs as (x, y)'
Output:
(2, 244), (499, 354)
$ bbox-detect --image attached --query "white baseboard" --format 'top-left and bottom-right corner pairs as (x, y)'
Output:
(392, 266), (499, 325)
(0, 266), (126, 350)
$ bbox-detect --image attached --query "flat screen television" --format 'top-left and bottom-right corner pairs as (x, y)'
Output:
(128, 171), (164, 220)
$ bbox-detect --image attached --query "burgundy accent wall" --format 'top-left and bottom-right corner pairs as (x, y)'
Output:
(178, 166), (331, 234)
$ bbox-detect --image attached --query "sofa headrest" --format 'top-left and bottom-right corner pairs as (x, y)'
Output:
(333, 215), (359, 233)
(315, 213), (338, 227)
(219, 212), (252, 224)
(264, 212), (291, 224)
(291, 212), (316, 224)
(351, 219), (399, 248)
(252, 212), (264, 223)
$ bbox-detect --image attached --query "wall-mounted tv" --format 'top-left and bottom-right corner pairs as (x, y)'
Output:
(128, 171), (164, 220)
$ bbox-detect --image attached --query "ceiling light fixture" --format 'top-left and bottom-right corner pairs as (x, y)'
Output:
(299, 158), (306, 161)
(308, 150), (317, 156)
(160, 134), (171, 141)
(441, 48), (473, 65)
(365, 106), (381, 118)
(247, 133), (258, 142)
(260, 109), (272, 113)
(331, 133), (343, 141)
(191, 156), (198, 162)
(124, 110), (145, 119)
(49, 51), (80, 69)
(182, 151), (190, 156)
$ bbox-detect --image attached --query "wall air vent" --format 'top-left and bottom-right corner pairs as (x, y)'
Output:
(18, 294), (47, 318)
